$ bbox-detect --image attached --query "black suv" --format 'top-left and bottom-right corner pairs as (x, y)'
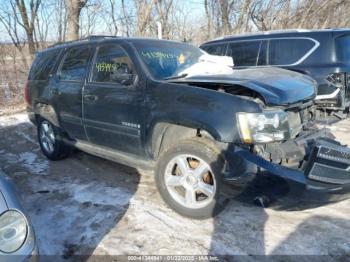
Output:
(25, 36), (350, 218)
(200, 29), (350, 119)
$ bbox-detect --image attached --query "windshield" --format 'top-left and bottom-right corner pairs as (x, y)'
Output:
(133, 41), (205, 80)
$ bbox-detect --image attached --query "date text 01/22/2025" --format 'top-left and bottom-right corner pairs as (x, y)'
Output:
(127, 255), (220, 261)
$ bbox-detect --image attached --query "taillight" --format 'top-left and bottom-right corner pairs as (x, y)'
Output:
(24, 80), (29, 104)
(326, 72), (346, 89)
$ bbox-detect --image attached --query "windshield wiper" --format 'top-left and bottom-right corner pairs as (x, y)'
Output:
(164, 73), (188, 80)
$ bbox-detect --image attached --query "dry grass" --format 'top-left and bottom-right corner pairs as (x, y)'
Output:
(0, 101), (26, 116)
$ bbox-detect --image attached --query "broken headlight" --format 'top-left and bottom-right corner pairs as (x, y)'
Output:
(237, 110), (290, 144)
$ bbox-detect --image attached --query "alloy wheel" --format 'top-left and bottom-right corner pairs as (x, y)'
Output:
(39, 120), (56, 154)
(164, 154), (216, 209)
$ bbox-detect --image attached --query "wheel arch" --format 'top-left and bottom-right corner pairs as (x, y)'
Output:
(148, 121), (221, 160)
(33, 102), (60, 127)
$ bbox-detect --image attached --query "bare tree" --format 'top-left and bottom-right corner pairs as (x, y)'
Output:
(219, 0), (234, 35)
(107, 0), (119, 35)
(154, 0), (174, 39)
(0, 1), (29, 67)
(13, 0), (41, 56)
(249, 0), (350, 31)
(14, 0), (41, 55)
(80, 0), (103, 37)
(235, 0), (251, 33)
(58, 0), (67, 42)
(134, 0), (154, 36)
(204, 0), (213, 39)
(65, 0), (88, 41)
(121, 0), (132, 36)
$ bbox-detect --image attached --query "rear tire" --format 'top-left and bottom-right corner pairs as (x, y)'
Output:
(37, 118), (71, 160)
(155, 138), (228, 219)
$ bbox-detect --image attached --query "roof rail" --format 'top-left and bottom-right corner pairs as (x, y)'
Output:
(212, 29), (312, 41)
(48, 35), (119, 48)
(81, 35), (119, 41)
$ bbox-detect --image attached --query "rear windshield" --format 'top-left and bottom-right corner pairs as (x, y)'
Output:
(335, 35), (350, 62)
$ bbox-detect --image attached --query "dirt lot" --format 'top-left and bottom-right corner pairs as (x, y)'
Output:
(0, 112), (350, 259)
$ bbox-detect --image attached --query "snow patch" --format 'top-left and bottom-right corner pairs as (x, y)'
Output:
(0, 113), (28, 127)
(25, 177), (134, 255)
(1, 152), (18, 164)
(18, 152), (48, 175)
(15, 130), (37, 144)
(71, 182), (133, 206)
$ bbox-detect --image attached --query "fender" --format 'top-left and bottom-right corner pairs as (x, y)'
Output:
(33, 103), (60, 127)
(145, 81), (263, 150)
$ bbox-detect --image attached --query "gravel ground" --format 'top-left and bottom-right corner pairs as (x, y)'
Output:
(0, 112), (350, 259)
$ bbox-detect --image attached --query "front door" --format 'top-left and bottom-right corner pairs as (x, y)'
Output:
(82, 43), (145, 155)
(53, 45), (92, 140)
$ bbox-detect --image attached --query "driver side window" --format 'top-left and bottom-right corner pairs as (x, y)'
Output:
(91, 44), (136, 86)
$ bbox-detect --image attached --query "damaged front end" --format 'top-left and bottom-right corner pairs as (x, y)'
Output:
(231, 102), (350, 197)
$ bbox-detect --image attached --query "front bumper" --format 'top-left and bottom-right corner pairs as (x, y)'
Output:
(232, 133), (350, 199)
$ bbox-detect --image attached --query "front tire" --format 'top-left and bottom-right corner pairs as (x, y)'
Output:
(37, 118), (70, 160)
(155, 139), (228, 219)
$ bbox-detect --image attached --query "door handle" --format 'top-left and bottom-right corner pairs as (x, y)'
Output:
(84, 94), (98, 102)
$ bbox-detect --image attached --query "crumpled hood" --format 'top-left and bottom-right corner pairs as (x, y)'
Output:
(173, 67), (316, 106)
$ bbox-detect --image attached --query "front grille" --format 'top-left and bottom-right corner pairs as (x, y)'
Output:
(318, 146), (350, 165)
(306, 138), (350, 185)
(308, 163), (350, 184)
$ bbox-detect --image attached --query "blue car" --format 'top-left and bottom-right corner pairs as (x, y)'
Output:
(0, 171), (37, 261)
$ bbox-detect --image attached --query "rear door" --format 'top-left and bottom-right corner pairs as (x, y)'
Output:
(201, 43), (227, 56)
(82, 43), (144, 155)
(226, 40), (267, 67)
(52, 45), (92, 140)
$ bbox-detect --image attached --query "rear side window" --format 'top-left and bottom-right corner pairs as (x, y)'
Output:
(91, 44), (135, 85)
(59, 46), (91, 81)
(29, 49), (61, 80)
(227, 41), (261, 66)
(268, 38), (315, 65)
(335, 35), (350, 62)
(201, 44), (227, 56)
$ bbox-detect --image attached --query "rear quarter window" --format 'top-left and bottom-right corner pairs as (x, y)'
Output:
(29, 49), (61, 80)
(268, 38), (316, 65)
(335, 35), (350, 62)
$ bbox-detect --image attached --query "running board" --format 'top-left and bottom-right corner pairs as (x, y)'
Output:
(64, 139), (155, 170)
